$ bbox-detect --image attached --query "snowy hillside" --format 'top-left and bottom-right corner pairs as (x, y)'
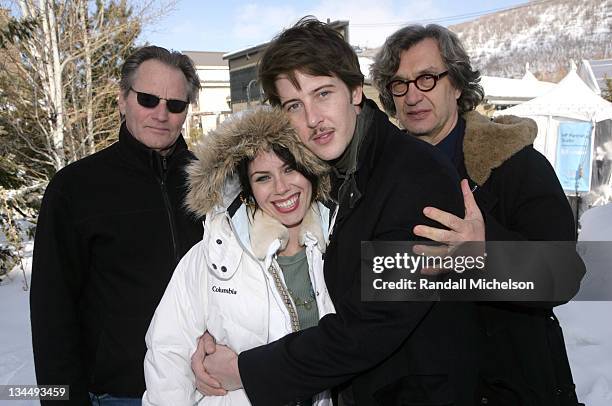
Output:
(451, 0), (611, 80)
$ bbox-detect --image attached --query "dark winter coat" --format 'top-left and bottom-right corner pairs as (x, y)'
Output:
(238, 99), (481, 406)
(460, 111), (585, 406)
(30, 124), (203, 405)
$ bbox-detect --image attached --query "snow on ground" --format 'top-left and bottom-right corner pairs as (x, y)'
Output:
(556, 302), (612, 406)
(0, 243), (611, 405)
(0, 242), (38, 406)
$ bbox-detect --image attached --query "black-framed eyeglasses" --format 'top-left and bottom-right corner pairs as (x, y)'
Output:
(129, 87), (189, 114)
(386, 71), (449, 97)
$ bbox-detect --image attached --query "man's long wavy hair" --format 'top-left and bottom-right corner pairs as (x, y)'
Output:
(258, 16), (364, 107)
(371, 24), (484, 116)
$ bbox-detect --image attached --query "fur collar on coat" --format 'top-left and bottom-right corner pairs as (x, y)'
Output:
(463, 111), (537, 185)
(247, 203), (327, 259)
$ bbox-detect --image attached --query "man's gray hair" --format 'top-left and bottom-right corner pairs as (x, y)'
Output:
(119, 45), (200, 103)
(371, 24), (483, 116)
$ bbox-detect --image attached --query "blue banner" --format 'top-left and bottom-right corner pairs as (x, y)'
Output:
(555, 122), (592, 193)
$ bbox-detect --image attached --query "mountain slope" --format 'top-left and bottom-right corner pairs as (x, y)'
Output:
(450, 0), (611, 81)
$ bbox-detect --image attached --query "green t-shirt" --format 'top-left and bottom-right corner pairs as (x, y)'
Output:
(277, 249), (319, 330)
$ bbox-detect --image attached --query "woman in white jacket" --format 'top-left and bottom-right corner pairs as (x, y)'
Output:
(143, 108), (335, 406)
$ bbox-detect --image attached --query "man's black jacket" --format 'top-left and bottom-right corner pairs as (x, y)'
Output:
(239, 100), (481, 405)
(30, 124), (203, 405)
(457, 111), (584, 406)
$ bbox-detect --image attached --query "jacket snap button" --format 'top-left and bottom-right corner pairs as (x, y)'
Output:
(212, 263), (217, 270)
(481, 396), (488, 404)
(221, 266), (227, 272)
(216, 239), (222, 244)
(555, 388), (562, 396)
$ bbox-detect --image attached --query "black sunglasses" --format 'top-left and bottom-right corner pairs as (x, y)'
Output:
(386, 71), (449, 97)
(129, 87), (189, 114)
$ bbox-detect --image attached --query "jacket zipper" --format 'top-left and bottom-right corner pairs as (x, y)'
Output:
(159, 155), (179, 263)
(268, 260), (301, 333)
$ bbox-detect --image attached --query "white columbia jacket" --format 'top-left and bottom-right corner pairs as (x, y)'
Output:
(143, 196), (335, 406)
(143, 107), (334, 406)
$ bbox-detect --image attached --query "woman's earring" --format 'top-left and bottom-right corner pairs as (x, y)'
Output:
(240, 193), (255, 208)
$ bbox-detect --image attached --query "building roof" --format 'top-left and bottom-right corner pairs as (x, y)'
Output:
(223, 43), (268, 60)
(183, 51), (227, 67)
(223, 19), (350, 61)
(579, 59), (612, 94)
(588, 59), (612, 92)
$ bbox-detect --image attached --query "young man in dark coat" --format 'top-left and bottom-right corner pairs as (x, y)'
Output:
(193, 18), (482, 406)
(30, 46), (204, 405)
(370, 24), (585, 406)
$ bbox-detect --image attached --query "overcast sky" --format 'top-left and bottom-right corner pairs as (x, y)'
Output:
(141, 0), (532, 53)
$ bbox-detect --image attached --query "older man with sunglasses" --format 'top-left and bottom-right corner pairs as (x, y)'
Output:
(30, 46), (203, 406)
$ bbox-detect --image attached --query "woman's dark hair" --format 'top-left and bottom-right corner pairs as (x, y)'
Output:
(237, 145), (320, 209)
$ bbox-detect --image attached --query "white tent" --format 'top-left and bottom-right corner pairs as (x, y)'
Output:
(497, 69), (612, 122)
(494, 67), (612, 193)
(481, 74), (556, 107)
(481, 63), (556, 107)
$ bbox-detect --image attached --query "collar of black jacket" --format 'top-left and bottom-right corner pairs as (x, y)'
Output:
(118, 122), (189, 173)
(351, 97), (389, 180)
(330, 97), (379, 209)
(332, 100), (373, 175)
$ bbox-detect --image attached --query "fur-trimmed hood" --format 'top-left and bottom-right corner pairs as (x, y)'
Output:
(463, 111), (537, 185)
(186, 107), (330, 217)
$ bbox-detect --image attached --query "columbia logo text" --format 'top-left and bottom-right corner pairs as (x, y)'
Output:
(212, 286), (237, 295)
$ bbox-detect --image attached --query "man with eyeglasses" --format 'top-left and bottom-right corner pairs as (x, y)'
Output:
(30, 46), (203, 405)
(371, 25), (583, 406)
